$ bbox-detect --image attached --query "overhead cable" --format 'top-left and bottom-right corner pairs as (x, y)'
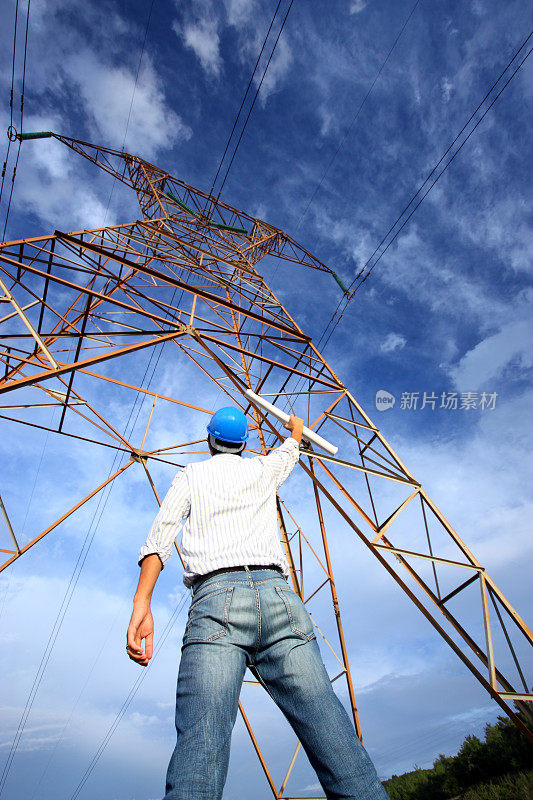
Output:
(20, 274), (183, 797)
(0, 463), (130, 799)
(0, 1), (281, 790)
(0, 280), (178, 796)
(315, 30), (533, 354)
(1, 0), (31, 241)
(0, 0), (19, 208)
(206, 0), (284, 204)
(123, 0), (155, 152)
(214, 0), (295, 202)
(68, 592), (189, 800)
(268, 0), (420, 291)
(347, 29), (533, 295)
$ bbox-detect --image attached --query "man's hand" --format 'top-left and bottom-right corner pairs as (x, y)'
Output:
(127, 602), (154, 667)
(284, 414), (304, 445)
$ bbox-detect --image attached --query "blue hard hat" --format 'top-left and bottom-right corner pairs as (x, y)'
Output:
(207, 407), (249, 443)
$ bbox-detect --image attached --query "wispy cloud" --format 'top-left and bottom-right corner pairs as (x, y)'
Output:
(448, 316), (532, 391)
(256, 35), (293, 105)
(174, 0), (223, 78)
(66, 52), (191, 157)
(224, 0), (257, 28)
(380, 332), (407, 353)
(350, 0), (369, 13)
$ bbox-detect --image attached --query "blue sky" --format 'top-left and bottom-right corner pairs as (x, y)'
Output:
(0, 0), (531, 798)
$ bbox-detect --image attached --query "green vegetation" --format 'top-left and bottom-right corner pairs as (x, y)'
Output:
(384, 709), (533, 799)
(463, 771), (531, 800)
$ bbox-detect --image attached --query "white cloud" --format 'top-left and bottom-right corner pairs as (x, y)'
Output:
(2, 111), (118, 231)
(312, 218), (517, 351)
(380, 332), (406, 354)
(441, 76), (453, 102)
(225, 0), (256, 27)
(450, 195), (531, 274)
(173, 0), (292, 102)
(318, 104), (336, 137)
(350, 0), (369, 13)
(129, 711), (161, 726)
(0, 2), (191, 234)
(375, 227), (513, 329)
(30, 0), (128, 39)
(230, 6), (294, 106)
(66, 52), (191, 158)
(448, 317), (532, 391)
(256, 35), (293, 105)
(174, 1), (222, 78)
(1, 2), (190, 161)
(394, 388), (533, 569)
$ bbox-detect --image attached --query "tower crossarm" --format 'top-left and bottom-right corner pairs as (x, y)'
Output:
(51, 132), (135, 188)
(14, 131), (344, 286)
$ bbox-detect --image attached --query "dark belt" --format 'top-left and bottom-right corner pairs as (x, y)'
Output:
(192, 563), (283, 591)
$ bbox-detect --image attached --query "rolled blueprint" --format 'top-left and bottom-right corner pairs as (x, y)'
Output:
(245, 389), (338, 456)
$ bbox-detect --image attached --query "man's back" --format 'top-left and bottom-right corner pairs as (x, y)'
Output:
(182, 438), (299, 585)
(139, 437), (299, 586)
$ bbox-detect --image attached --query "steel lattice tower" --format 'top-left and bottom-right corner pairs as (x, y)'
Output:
(0, 132), (531, 798)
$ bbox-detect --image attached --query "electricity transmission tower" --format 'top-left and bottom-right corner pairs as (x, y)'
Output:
(0, 131), (531, 798)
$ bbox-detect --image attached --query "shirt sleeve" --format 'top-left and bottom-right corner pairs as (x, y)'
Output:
(138, 469), (191, 568)
(261, 436), (300, 489)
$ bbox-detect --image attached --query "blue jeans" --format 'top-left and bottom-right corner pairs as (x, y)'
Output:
(164, 567), (387, 800)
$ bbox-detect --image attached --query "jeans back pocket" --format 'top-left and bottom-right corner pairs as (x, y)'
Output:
(275, 585), (316, 641)
(183, 586), (234, 645)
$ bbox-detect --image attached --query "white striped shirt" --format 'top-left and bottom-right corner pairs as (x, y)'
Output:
(139, 437), (300, 587)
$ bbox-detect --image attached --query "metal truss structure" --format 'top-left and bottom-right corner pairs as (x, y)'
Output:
(0, 132), (531, 798)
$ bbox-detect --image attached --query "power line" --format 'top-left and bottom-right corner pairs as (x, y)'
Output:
(18, 0), (31, 131)
(123, 0), (155, 152)
(0, 464), (128, 798)
(0, 287), (179, 796)
(0, 0), (19, 208)
(28, 601), (128, 800)
(69, 591), (188, 800)
(348, 30), (533, 295)
(315, 30), (533, 355)
(214, 0), (295, 202)
(8, 2), (19, 131)
(1, 0), (31, 241)
(0, 408), (148, 796)
(206, 0), (284, 204)
(2, 142), (21, 241)
(2, 262), (184, 792)
(22, 279), (182, 798)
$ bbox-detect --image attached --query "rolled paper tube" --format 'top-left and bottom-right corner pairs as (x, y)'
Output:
(245, 389), (338, 456)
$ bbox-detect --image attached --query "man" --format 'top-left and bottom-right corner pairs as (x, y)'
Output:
(127, 407), (388, 800)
